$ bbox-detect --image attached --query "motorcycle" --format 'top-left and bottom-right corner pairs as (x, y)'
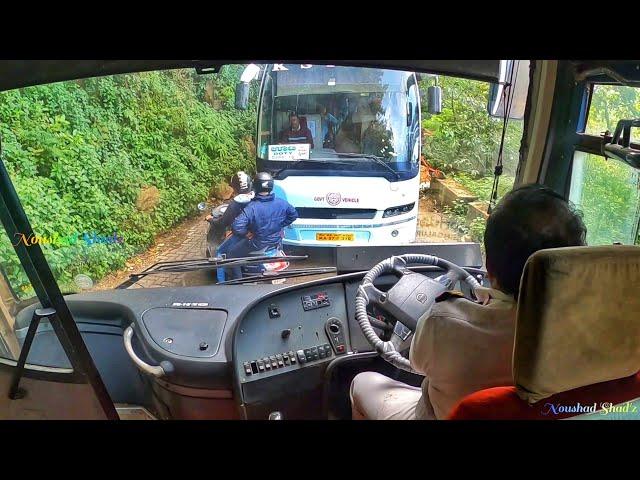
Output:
(197, 201), (290, 282)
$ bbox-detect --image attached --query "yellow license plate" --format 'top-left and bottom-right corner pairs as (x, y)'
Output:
(316, 233), (355, 241)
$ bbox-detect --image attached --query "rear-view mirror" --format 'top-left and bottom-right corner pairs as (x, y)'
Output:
(235, 82), (250, 110)
(487, 60), (530, 120)
(427, 85), (442, 115)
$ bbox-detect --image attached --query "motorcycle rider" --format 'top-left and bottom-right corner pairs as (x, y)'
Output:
(207, 171), (254, 282)
(206, 171), (253, 228)
(225, 172), (298, 280)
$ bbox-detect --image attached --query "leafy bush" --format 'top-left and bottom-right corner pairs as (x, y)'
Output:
(420, 76), (523, 179)
(0, 66), (257, 298)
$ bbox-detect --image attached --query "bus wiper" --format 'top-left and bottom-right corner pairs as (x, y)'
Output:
(217, 266), (337, 285)
(273, 158), (357, 178)
(117, 255), (309, 289)
(335, 153), (401, 180)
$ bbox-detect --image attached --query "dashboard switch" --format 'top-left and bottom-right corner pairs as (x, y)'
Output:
(276, 354), (284, 367)
(243, 362), (252, 375)
(283, 353), (290, 365)
(250, 361), (259, 374)
(263, 357), (271, 370)
(269, 356), (278, 369)
(268, 304), (280, 319)
(257, 360), (265, 372)
(289, 351), (297, 363)
(296, 350), (307, 363)
(310, 347), (319, 360)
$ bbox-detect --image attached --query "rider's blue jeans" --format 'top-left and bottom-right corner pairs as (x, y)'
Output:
(216, 235), (253, 282)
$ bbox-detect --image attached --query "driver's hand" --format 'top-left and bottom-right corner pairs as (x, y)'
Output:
(435, 272), (456, 290)
(205, 215), (213, 222)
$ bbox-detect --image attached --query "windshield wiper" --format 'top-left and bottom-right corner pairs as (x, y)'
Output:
(117, 255), (309, 289)
(273, 158), (357, 178)
(334, 153), (401, 180)
(217, 266), (337, 285)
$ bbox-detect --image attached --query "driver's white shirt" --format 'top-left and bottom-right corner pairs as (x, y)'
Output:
(410, 287), (517, 419)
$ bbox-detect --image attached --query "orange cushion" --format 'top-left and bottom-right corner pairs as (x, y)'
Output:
(448, 372), (640, 420)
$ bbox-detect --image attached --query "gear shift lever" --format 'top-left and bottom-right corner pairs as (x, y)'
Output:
(268, 411), (283, 420)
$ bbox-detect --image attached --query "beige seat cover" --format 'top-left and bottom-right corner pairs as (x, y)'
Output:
(514, 245), (640, 404)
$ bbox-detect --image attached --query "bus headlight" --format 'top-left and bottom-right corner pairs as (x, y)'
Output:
(382, 202), (415, 218)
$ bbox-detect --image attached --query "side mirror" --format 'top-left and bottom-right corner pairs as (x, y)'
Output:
(487, 60), (530, 119)
(235, 82), (250, 110)
(427, 85), (442, 115)
(197, 202), (207, 211)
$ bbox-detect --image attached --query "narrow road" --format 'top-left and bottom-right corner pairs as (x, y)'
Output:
(93, 193), (462, 291)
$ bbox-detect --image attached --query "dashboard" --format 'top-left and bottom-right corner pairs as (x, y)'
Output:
(15, 244), (485, 420)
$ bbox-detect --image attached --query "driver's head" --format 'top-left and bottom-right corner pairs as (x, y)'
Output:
(289, 112), (300, 130)
(484, 183), (587, 299)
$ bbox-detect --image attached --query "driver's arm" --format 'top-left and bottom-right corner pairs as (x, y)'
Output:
(409, 311), (437, 376)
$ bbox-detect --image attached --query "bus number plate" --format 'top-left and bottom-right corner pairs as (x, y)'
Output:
(316, 233), (354, 241)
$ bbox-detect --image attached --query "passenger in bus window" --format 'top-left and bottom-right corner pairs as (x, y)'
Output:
(319, 105), (339, 148)
(334, 120), (360, 154)
(350, 184), (588, 420)
(279, 111), (314, 148)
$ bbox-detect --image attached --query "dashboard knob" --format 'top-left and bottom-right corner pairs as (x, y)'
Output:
(281, 329), (291, 339)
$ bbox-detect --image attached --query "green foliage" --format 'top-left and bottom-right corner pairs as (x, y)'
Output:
(586, 85), (640, 136)
(570, 153), (640, 246)
(420, 76), (523, 178)
(450, 171), (515, 203)
(0, 66), (257, 298)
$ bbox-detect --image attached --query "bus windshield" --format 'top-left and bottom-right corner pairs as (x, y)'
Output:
(257, 65), (420, 176)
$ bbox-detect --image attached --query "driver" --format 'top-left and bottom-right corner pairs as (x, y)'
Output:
(350, 184), (587, 420)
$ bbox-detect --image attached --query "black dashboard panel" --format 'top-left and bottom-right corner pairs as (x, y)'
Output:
(235, 283), (350, 388)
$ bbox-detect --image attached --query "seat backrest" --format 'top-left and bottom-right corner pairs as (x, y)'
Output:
(449, 245), (640, 420)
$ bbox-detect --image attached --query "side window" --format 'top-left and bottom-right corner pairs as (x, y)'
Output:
(569, 152), (640, 245)
(570, 84), (640, 246)
(417, 75), (525, 250)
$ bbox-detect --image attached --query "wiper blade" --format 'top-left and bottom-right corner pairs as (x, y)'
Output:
(117, 255), (309, 289)
(273, 158), (355, 178)
(217, 266), (337, 285)
(335, 153), (400, 180)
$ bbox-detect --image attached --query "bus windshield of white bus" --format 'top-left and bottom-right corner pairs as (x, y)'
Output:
(257, 64), (420, 178)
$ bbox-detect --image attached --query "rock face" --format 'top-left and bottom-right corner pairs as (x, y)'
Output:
(136, 186), (160, 212)
(214, 181), (234, 201)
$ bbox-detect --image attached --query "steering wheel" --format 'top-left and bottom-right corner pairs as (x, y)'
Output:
(355, 254), (481, 373)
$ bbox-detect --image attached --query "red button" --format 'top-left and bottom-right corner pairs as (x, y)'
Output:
(337, 345), (345, 353)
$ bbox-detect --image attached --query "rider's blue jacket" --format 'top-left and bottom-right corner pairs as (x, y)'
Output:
(232, 193), (298, 249)
(214, 192), (253, 229)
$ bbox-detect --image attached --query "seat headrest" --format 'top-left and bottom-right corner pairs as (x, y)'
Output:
(514, 245), (640, 404)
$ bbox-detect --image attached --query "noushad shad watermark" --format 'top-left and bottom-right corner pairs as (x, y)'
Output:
(542, 401), (639, 416)
(13, 232), (124, 248)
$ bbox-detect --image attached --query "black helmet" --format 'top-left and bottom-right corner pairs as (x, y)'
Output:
(253, 171), (274, 194)
(230, 171), (252, 194)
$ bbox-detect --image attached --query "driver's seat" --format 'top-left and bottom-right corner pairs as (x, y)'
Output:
(448, 245), (640, 420)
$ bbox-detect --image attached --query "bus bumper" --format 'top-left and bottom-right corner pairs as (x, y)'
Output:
(283, 216), (418, 247)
